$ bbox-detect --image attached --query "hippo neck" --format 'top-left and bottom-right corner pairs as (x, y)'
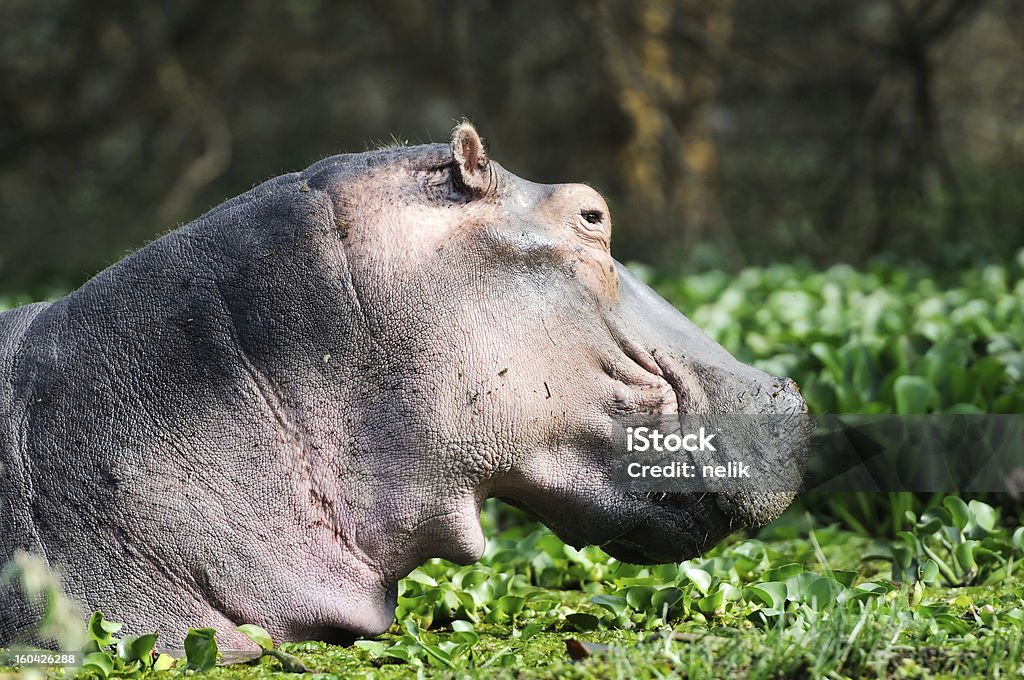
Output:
(6, 188), (490, 639)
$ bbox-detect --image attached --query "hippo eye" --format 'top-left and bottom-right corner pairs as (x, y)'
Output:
(581, 209), (604, 225)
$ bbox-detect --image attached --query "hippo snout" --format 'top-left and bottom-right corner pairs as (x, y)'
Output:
(712, 374), (810, 529)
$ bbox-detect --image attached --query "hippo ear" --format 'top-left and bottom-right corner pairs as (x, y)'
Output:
(451, 122), (492, 195)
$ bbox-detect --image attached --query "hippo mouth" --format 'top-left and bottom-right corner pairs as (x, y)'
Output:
(598, 346), (731, 563)
(601, 492), (734, 563)
(599, 343), (808, 564)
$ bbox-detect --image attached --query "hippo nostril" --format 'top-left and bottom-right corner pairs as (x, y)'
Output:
(772, 376), (807, 415)
(779, 377), (801, 395)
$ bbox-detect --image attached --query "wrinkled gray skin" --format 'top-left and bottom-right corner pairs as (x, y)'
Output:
(0, 124), (806, 649)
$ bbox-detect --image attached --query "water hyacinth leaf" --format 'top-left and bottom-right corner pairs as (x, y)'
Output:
(403, 618), (421, 638)
(697, 589), (725, 616)
(919, 559), (940, 584)
(832, 570), (859, 587)
(457, 568), (490, 590)
(968, 500), (998, 534)
(805, 576), (839, 611)
(893, 375), (939, 414)
(382, 645), (414, 662)
(1005, 608), (1024, 624)
(1013, 526), (1024, 552)
(271, 649), (308, 673)
(354, 640), (387, 657)
(528, 598), (559, 613)
(864, 541), (895, 561)
(184, 627), (219, 671)
(448, 619), (479, 645)
(451, 630), (479, 646)
(954, 541), (979, 578)
(609, 561), (644, 580)
(916, 602), (949, 618)
(746, 582), (789, 610)
(651, 563), (680, 580)
(115, 634), (138, 662)
(943, 495), (972, 530)
(494, 595), (527, 615)
(652, 586), (684, 613)
(684, 568), (713, 595)
(87, 611), (123, 648)
(153, 654), (176, 671)
(933, 613), (972, 635)
(116, 632), (157, 666)
(625, 586), (657, 610)
(916, 514), (944, 536)
(719, 583), (744, 601)
(406, 570), (439, 587)
(920, 506), (952, 530)
(451, 620), (475, 633)
(590, 594), (627, 615)
(83, 651), (114, 678)
(784, 571), (819, 595)
(613, 573), (661, 587)
(565, 613), (601, 631)
(237, 624), (275, 651)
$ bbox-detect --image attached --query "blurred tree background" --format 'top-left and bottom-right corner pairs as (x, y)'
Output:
(1, 0), (1022, 290)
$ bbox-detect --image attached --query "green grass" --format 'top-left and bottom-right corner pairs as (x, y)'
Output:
(2, 252), (1024, 678)
(17, 502), (1024, 678)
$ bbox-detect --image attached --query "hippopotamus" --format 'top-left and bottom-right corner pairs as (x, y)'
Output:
(0, 123), (807, 649)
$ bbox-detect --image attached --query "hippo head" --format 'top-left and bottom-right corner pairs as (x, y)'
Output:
(305, 123), (808, 572)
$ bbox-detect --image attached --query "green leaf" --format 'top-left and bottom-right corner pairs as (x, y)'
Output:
(451, 620), (475, 633)
(87, 611), (123, 648)
(652, 586), (684, 614)
(590, 594), (627, 615)
(382, 644), (414, 662)
(153, 653), (176, 671)
(933, 613), (972, 634)
(763, 563), (802, 582)
(451, 629), (479, 646)
(270, 649), (308, 673)
(565, 613), (601, 631)
(353, 640), (387, 657)
(82, 651), (114, 679)
(893, 375), (939, 414)
(944, 496), (972, 530)
(494, 595), (526, 615)
(684, 568), (712, 595)
(114, 633), (157, 667)
(919, 559), (940, 584)
(697, 589), (725, 616)
(184, 627), (219, 671)
(237, 624), (275, 651)
(804, 576), (839, 611)
(115, 635), (137, 662)
(968, 500), (999, 533)
(831, 570), (859, 587)
(625, 585), (657, 611)
(746, 582), (789, 609)
(406, 570), (439, 587)
(954, 541), (979, 581)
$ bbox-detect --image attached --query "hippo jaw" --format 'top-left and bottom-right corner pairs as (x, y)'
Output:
(598, 349), (810, 564)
